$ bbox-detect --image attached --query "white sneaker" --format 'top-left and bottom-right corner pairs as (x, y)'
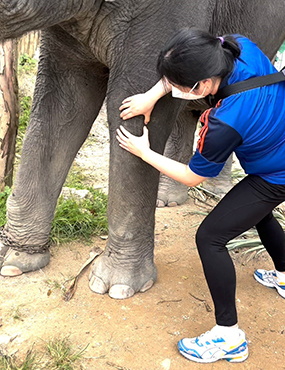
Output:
(254, 269), (285, 298)
(178, 325), (248, 363)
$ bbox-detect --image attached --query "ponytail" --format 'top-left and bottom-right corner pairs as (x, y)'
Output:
(157, 28), (241, 88)
(221, 34), (241, 59)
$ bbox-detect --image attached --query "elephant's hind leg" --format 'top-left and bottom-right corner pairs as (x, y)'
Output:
(157, 107), (198, 207)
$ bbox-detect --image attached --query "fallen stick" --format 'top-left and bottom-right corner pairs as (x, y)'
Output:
(189, 292), (212, 312)
(63, 246), (103, 301)
(156, 299), (182, 305)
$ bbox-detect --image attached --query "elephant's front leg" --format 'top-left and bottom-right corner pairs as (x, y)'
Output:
(89, 153), (159, 299)
(0, 28), (108, 276)
(89, 82), (181, 299)
(157, 106), (198, 207)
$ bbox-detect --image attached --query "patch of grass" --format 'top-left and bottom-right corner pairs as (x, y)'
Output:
(10, 304), (25, 322)
(0, 177), (108, 243)
(46, 337), (88, 370)
(19, 96), (32, 131)
(64, 164), (88, 190)
(50, 188), (108, 244)
(16, 95), (32, 158)
(16, 53), (37, 160)
(0, 185), (107, 243)
(0, 349), (37, 370)
(0, 337), (88, 370)
(18, 54), (37, 75)
(45, 279), (67, 292)
(45, 276), (75, 297)
(0, 186), (12, 227)
(231, 168), (246, 185)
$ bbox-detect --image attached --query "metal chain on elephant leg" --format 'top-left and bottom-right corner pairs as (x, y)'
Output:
(0, 227), (50, 254)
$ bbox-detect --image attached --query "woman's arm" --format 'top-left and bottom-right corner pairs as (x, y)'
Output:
(144, 78), (172, 100)
(119, 79), (172, 124)
(116, 126), (206, 187)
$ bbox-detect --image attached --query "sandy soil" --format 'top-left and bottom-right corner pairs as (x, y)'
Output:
(1, 200), (285, 369)
(1, 105), (285, 370)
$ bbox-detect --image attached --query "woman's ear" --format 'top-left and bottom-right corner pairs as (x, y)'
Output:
(197, 79), (209, 92)
(202, 78), (212, 86)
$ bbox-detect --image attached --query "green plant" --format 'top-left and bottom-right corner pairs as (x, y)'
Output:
(45, 279), (66, 292)
(16, 52), (37, 158)
(18, 54), (37, 75)
(0, 186), (108, 243)
(0, 349), (37, 370)
(0, 186), (12, 227)
(10, 304), (25, 321)
(16, 96), (32, 157)
(64, 164), (88, 190)
(50, 188), (108, 244)
(45, 276), (76, 297)
(19, 96), (32, 130)
(46, 337), (88, 370)
(0, 337), (88, 370)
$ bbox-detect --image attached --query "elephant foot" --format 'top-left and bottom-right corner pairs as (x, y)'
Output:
(89, 253), (157, 299)
(0, 241), (9, 267)
(202, 178), (233, 198)
(88, 277), (136, 299)
(157, 176), (188, 208)
(201, 154), (234, 198)
(0, 248), (50, 277)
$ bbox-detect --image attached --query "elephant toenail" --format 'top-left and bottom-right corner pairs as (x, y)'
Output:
(109, 285), (135, 299)
(89, 276), (108, 294)
(140, 280), (154, 292)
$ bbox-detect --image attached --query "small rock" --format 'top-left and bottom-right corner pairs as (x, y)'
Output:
(161, 358), (171, 370)
(61, 187), (90, 199)
(0, 334), (12, 345)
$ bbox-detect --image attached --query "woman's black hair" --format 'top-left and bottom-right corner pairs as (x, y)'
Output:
(157, 28), (241, 89)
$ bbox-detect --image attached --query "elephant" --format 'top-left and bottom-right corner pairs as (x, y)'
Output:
(0, 0), (284, 299)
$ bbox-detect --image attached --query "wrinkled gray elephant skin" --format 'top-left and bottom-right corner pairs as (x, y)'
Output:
(0, 1), (284, 298)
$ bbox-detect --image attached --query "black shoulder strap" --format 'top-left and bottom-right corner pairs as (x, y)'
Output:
(212, 67), (285, 106)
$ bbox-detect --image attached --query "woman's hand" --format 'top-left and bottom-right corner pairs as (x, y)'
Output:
(116, 125), (206, 188)
(119, 93), (155, 124)
(116, 125), (151, 159)
(119, 79), (171, 124)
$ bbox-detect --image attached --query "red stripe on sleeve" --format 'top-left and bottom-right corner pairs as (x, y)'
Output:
(197, 108), (212, 153)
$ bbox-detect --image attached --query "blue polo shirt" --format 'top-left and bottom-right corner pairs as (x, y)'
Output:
(189, 36), (285, 185)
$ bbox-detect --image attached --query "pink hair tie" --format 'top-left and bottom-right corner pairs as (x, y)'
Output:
(218, 36), (224, 45)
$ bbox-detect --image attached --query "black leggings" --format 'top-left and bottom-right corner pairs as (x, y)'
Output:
(196, 175), (285, 326)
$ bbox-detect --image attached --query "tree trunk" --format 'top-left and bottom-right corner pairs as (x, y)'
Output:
(0, 39), (19, 191)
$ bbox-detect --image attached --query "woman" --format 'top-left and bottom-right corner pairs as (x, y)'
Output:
(116, 29), (285, 363)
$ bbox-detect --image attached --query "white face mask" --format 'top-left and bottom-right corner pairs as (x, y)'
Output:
(171, 85), (206, 100)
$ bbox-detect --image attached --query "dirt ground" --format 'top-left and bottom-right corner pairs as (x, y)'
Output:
(1, 107), (285, 370)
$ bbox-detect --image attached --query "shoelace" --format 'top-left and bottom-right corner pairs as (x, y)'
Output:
(196, 329), (222, 346)
(265, 271), (277, 282)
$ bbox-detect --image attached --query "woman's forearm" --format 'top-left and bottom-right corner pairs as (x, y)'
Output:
(116, 125), (205, 187)
(142, 148), (206, 187)
(146, 79), (172, 102)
